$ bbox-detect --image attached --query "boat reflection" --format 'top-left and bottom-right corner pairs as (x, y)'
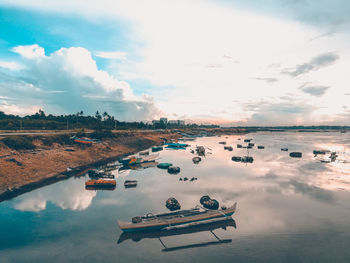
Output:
(117, 218), (236, 252)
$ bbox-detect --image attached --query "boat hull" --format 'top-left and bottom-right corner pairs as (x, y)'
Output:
(118, 203), (236, 232)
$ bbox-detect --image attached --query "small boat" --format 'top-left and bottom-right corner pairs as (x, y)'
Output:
(231, 156), (242, 162)
(281, 148), (288, 151)
(117, 203), (237, 232)
(313, 150), (329, 155)
(165, 143), (189, 149)
(117, 218), (236, 245)
(241, 156), (254, 163)
(119, 161), (159, 171)
(218, 141), (226, 145)
(289, 152), (302, 158)
(121, 154), (159, 166)
(224, 146), (233, 151)
(152, 146), (163, 152)
(157, 163), (173, 169)
(88, 169), (114, 179)
(257, 146), (265, 149)
(124, 180), (138, 188)
(73, 137), (93, 144)
(85, 179), (116, 189)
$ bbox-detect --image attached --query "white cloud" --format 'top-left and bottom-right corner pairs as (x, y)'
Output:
(1, 0), (350, 124)
(94, 51), (126, 60)
(12, 44), (45, 59)
(0, 60), (23, 70)
(0, 102), (41, 116)
(1, 45), (160, 120)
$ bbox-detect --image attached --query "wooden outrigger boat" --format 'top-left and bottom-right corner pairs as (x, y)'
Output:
(117, 202), (237, 232)
(117, 218), (236, 252)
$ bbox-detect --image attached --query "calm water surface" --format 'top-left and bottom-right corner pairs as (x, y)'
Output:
(1, 132), (350, 263)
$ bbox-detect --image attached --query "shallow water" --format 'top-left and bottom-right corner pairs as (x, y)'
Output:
(1, 132), (350, 263)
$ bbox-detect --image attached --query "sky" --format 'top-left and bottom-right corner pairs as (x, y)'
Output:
(0, 0), (349, 125)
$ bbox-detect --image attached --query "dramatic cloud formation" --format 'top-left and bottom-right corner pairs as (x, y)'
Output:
(282, 52), (339, 77)
(0, 0), (349, 124)
(0, 45), (160, 120)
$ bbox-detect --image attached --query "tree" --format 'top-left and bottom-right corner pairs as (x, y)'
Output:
(95, 111), (102, 121)
(38, 109), (46, 118)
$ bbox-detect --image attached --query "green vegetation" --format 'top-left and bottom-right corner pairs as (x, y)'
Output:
(0, 110), (153, 130)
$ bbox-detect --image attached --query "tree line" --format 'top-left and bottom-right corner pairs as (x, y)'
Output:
(0, 110), (151, 130)
(0, 110), (210, 130)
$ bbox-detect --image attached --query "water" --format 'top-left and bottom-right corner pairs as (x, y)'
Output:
(1, 132), (350, 263)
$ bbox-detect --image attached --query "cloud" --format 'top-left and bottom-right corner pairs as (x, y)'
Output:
(1, 45), (159, 120)
(0, 1), (348, 124)
(94, 51), (127, 60)
(240, 97), (317, 125)
(300, 85), (330, 97)
(0, 60), (23, 70)
(282, 52), (339, 77)
(12, 44), (45, 59)
(254, 77), (278, 83)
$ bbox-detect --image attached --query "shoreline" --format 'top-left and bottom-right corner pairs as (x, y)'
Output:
(0, 128), (247, 202)
(0, 131), (180, 202)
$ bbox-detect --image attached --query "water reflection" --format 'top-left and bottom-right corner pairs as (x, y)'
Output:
(2, 132), (350, 262)
(14, 177), (96, 212)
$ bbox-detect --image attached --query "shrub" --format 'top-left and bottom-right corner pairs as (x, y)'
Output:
(2, 136), (36, 150)
(90, 129), (115, 140)
(41, 134), (73, 146)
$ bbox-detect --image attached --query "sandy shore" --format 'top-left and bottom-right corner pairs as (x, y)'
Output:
(0, 130), (180, 202)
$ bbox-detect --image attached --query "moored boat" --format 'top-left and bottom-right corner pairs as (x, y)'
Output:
(117, 202), (237, 232)
(85, 179), (116, 189)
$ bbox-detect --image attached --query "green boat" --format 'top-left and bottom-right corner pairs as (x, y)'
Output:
(157, 163), (173, 169)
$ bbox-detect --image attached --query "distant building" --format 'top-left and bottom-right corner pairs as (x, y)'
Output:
(152, 120), (161, 124)
(160, 117), (168, 124)
(152, 118), (184, 127)
(168, 120), (178, 125)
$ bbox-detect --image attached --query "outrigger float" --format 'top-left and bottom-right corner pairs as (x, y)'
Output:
(117, 202), (237, 232)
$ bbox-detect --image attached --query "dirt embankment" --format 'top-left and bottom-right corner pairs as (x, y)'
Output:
(0, 131), (180, 202)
